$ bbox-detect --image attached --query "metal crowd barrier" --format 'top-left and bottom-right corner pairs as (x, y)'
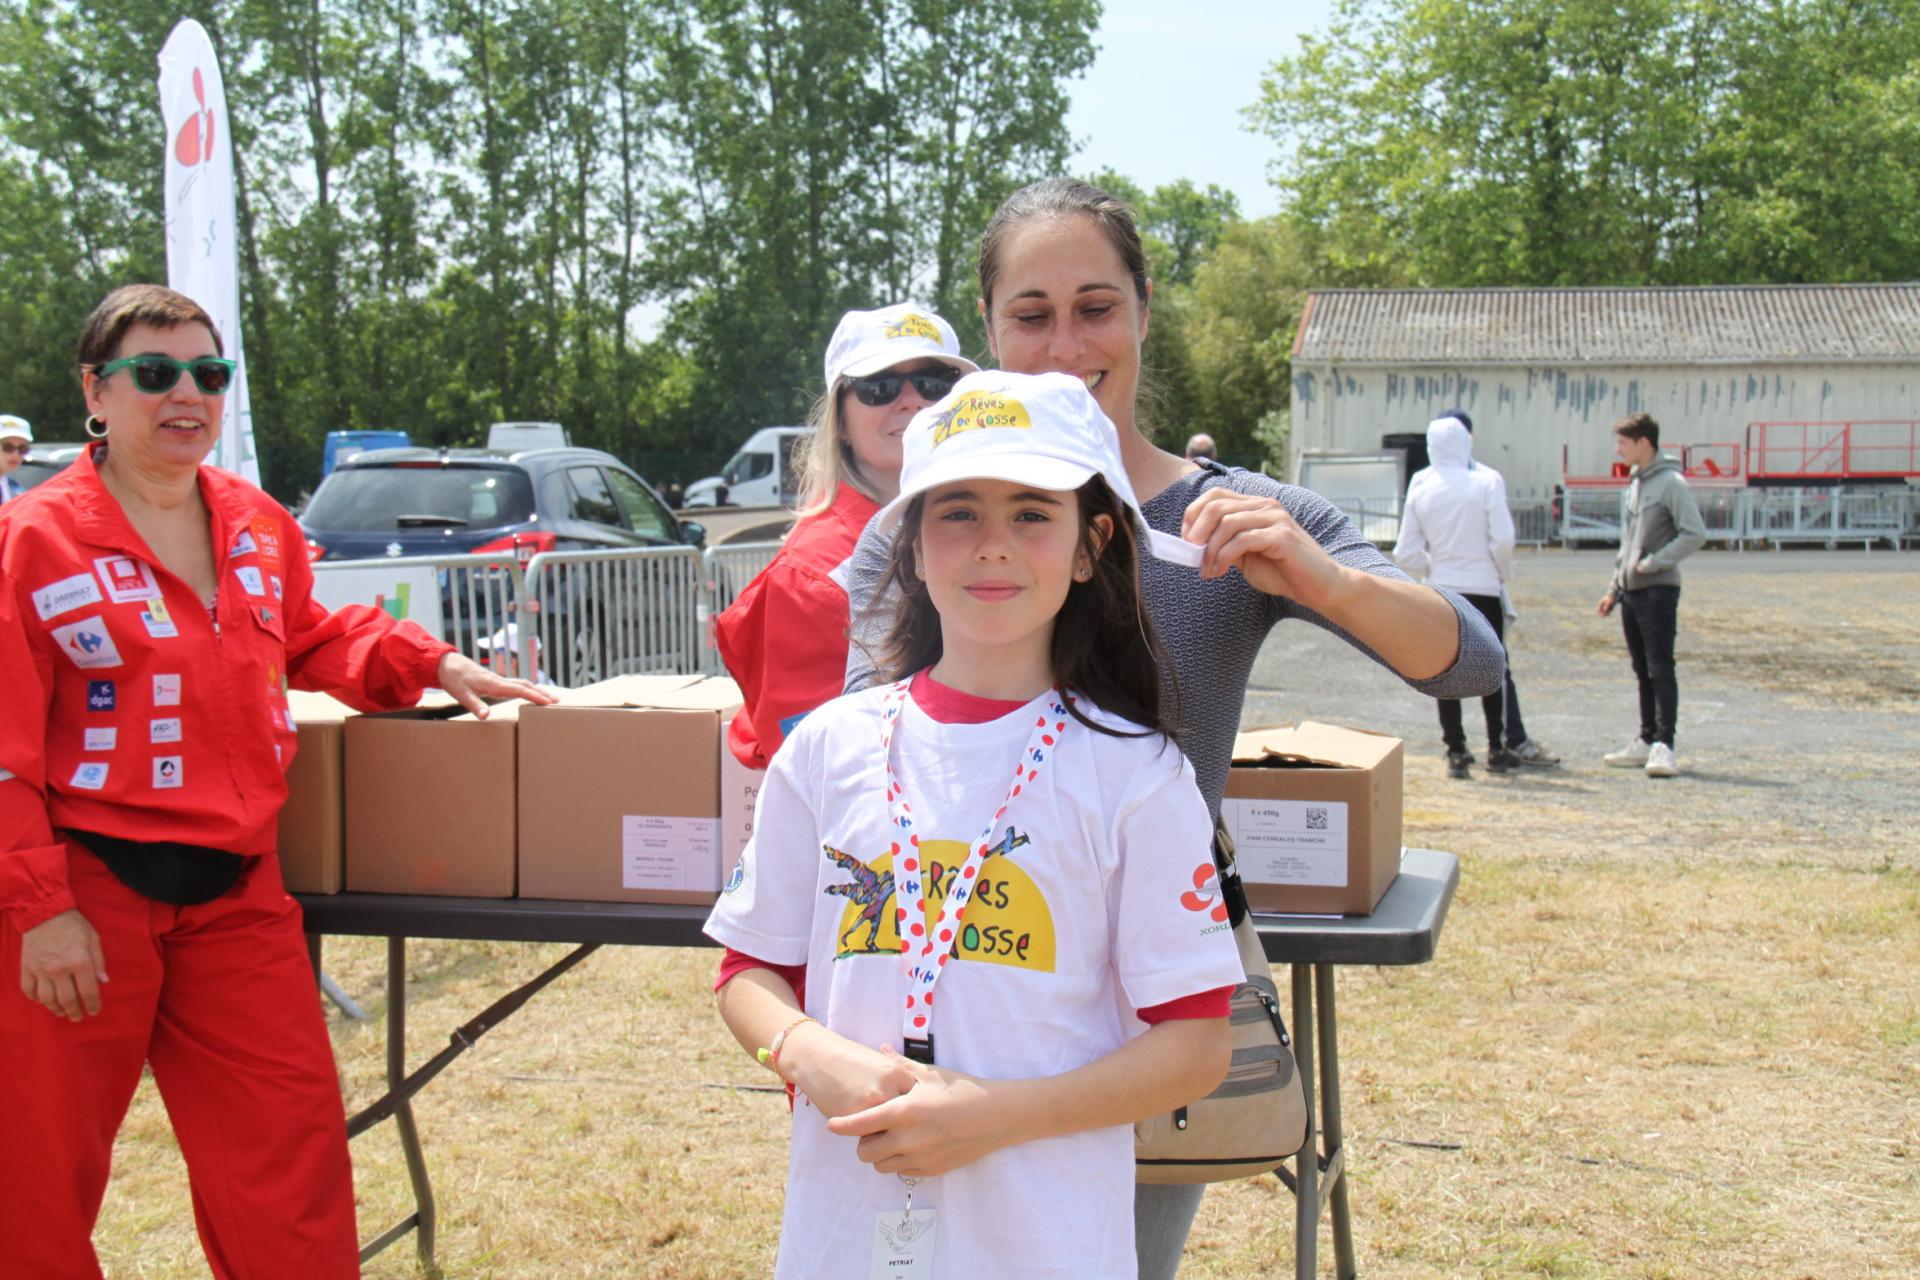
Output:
(313, 553), (540, 683)
(1329, 497), (1404, 547)
(1560, 488), (1626, 545)
(522, 546), (705, 687)
(1510, 500), (1554, 547)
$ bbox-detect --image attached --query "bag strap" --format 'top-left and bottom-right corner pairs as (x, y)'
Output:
(1211, 815), (1250, 928)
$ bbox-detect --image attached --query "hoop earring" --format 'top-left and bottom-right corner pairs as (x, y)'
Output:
(84, 415), (109, 439)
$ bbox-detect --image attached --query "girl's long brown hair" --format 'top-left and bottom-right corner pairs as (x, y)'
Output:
(870, 475), (1178, 742)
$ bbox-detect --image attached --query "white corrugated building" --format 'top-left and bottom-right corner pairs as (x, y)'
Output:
(1288, 284), (1920, 498)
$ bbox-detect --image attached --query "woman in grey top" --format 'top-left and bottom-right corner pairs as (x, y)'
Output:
(843, 177), (1504, 1278)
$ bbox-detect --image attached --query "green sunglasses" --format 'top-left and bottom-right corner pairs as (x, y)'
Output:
(93, 354), (237, 396)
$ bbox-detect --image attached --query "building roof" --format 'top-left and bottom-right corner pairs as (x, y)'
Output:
(1291, 284), (1920, 366)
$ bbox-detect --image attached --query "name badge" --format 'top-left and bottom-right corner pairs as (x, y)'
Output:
(869, 1209), (936, 1279)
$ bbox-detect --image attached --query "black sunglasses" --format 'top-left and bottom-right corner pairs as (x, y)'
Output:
(847, 368), (960, 407)
(94, 355), (237, 396)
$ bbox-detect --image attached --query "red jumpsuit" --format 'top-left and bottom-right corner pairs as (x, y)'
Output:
(0, 443), (452, 1278)
(712, 483), (879, 769)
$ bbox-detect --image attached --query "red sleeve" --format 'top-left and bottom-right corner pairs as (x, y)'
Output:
(714, 947), (807, 1003)
(713, 562), (852, 769)
(0, 567), (77, 931)
(1137, 985), (1235, 1025)
(277, 512), (454, 710)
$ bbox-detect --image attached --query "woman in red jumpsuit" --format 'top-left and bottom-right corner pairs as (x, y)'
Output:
(713, 302), (975, 768)
(0, 285), (552, 1277)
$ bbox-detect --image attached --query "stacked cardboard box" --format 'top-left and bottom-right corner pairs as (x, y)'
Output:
(277, 690), (358, 894)
(516, 675), (744, 903)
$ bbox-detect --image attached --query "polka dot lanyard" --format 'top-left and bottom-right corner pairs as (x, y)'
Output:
(878, 678), (1069, 1065)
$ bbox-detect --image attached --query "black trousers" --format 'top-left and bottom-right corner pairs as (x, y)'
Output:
(1439, 592), (1506, 754)
(1620, 584), (1681, 748)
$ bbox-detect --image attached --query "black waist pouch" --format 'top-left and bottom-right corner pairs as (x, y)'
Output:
(66, 829), (247, 906)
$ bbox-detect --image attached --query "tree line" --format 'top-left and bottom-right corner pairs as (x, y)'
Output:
(3, 0), (1917, 503)
(0, 0), (1099, 499)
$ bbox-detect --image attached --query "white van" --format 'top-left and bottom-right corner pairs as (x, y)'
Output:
(684, 425), (811, 507)
(487, 420), (571, 452)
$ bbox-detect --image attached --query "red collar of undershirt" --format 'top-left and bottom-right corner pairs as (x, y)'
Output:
(907, 669), (1034, 724)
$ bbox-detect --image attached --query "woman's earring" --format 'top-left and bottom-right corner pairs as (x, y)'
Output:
(1073, 560), (1092, 582)
(84, 415), (109, 439)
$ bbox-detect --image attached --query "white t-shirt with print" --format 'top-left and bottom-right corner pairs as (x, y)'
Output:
(705, 683), (1245, 1280)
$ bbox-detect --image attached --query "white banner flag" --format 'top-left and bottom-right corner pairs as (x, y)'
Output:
(158, 19), (259, 485)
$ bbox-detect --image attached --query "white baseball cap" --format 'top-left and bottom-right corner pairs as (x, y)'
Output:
(823, 303), (979, 388)
(0, 415), (30, 442)
(875, 371), (1203, 567)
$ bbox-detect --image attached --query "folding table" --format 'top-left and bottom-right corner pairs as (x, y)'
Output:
(298, 846), (1457, 1278)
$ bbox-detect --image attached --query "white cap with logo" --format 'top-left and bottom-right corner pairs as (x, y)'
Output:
(823, 303), (979, 388)
(875, 370), (1203, 567)
(0, 415), (30, 442)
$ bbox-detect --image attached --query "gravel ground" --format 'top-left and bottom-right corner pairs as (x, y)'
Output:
(1244, 547), (1919, 870)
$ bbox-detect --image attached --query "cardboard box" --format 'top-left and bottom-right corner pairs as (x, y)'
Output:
(344, 696), (518, 897)
(277, 691), (358, 894)
(1221, 721), (1403, 915)
(516, 675), (742, 904)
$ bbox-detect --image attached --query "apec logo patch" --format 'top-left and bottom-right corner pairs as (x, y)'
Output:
(94, 555), (161, 604)
(33, 572), (105, 621)
(69, 762), (110, 790)
(87, 681), (117, 712)
(51, 617), (124, 670)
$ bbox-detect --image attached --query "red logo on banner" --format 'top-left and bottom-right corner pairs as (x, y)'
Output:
(174, 67), (215, 167)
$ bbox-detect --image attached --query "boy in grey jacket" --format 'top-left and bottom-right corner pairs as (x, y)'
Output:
(1596, 412), (1706, 777)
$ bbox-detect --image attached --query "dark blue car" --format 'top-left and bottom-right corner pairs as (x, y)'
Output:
(300, 447), (706, 680)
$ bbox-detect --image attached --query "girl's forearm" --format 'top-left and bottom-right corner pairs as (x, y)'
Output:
(996, 1018), (1232, 1144)
(715, 966), (806, 1064)
(1321, 569), (1460, 680)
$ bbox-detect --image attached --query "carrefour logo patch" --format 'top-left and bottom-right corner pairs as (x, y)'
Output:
(884, 312), (941, 342)
(929, 391), (1032, 446)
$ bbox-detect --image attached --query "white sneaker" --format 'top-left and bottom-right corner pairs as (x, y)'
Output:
(1644, 743), (1678, 778)
(1604, 738), (1652, 768)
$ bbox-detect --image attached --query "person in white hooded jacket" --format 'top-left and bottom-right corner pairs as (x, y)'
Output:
(1395, 414), (1518, 777)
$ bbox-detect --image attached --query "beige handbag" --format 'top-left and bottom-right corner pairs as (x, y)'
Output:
(1135, 826), (1309, 1183)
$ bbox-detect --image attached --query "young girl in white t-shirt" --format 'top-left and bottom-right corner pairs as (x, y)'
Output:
(705, 371), (1244, 1280)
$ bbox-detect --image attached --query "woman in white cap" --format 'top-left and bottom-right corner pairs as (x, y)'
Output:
(840, 178), (1507, 1278)
(714, 303), (977, 770)
(707, 371), (1244, 1279)
(0, 415), (30, 504)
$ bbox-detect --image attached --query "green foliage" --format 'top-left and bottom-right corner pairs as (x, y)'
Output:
(1247, 0), (1920, 287)
(0, 0), (1097, 501)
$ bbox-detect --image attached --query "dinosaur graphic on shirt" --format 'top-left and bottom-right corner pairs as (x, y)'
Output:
(822, 843), (895, 954)
(823, 831), (1056, 970)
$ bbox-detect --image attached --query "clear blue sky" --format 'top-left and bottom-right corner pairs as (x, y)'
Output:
(1066, 0), (1338, 220)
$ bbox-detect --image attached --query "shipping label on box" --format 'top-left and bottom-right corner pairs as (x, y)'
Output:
(1220, 797), (1351, 888)
(622, 815), (721, 890)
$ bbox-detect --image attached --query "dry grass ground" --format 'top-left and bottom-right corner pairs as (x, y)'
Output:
(92, 551), (1918, 1278)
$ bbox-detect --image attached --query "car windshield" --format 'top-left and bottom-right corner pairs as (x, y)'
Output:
(303, 464), (537, 532)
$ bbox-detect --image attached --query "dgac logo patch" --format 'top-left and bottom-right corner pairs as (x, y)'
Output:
(928, 391), (1032, 446)
(87, 681), (117, 711)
